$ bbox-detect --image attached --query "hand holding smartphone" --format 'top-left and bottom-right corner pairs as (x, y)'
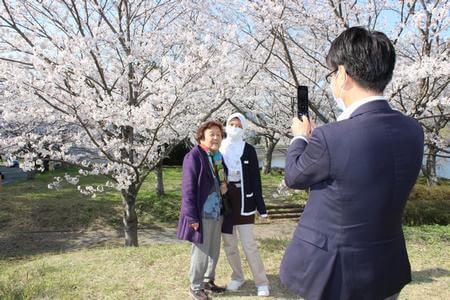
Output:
(292, 85), (314, 139)
(297, 85), (309, 119)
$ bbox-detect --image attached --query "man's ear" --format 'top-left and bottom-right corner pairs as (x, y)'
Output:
(337, 65), (346, 80)
(338, 65), (353, 90)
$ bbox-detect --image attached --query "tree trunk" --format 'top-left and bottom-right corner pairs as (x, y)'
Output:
(424, 145), (439, 186)
(122, 186), (139, 246)
(156, 161), (164, 197)
(262, 137), (277, 175)
(43, 158), (50, 172)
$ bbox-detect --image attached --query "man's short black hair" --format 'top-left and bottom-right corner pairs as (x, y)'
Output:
(326, 26), (396, 93)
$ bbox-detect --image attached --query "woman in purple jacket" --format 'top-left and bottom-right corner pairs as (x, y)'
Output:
(177, 120), (233, 300)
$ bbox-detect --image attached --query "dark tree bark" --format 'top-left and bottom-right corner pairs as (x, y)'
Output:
(155, 161), (164, 197)
(263, 136), (280, 175)
(262, 137), (278, 175)
(122, 184), (139, 246)
(43, 157), (50, 172)
(423, 144), (439, 186)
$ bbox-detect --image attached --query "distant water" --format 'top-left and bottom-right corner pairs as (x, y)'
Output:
(257, 149), (450, 179)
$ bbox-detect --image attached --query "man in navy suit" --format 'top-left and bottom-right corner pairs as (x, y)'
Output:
(280, 27), (424, 300)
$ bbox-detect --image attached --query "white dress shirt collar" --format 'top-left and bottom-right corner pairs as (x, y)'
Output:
(337, 95), (386, 121)
(290, 95), (386, 145)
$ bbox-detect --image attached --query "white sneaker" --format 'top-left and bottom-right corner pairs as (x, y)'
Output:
(257, 285), (270, 297)
(226, 280), (244, 291)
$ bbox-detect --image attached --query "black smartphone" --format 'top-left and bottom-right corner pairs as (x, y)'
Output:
(297, 85), (309, 118)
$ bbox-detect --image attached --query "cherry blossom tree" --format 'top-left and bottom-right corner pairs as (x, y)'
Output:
(387, 0), (450, 185)
(0, 0), (233, 246)
(0, 2), (448, 252)
(209, 1), (379, 177)
(223, 0), (449, 183)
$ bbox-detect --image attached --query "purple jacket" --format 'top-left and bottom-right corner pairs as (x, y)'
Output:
(176, 145), (233, 243)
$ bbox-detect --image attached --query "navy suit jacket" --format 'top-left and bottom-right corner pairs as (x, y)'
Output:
(281, 101), (424, 300)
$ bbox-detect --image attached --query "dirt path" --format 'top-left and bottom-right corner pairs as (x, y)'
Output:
(0, 220), (297, 258)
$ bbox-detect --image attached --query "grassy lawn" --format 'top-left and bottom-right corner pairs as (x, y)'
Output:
(0, 169), (122, 232)
(0, 166), (449, 299)
(0, 167), (306, 232)
(0, 226), (448, 299)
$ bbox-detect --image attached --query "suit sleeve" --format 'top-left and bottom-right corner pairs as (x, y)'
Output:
(181, 152), (200, 224)
(284, 127), (330, 190)
(249, 145), (267, 215)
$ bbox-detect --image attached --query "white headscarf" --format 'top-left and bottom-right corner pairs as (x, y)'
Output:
(220, 113), (247, 182)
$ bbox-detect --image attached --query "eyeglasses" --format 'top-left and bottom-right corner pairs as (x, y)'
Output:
(325, 69), (338, 83)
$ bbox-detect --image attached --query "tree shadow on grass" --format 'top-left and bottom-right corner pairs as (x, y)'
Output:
(0, 173), (180, 259)
(215, 274), (303, 299)
(0, 182), (124, 258)
(411, 268), (450, 284)
(0, 225), (178, 259)
(0, 195), (176, 259)
(0, 225), (123, 259)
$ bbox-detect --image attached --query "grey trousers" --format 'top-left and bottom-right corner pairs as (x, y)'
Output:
(189, 217), (223, 290)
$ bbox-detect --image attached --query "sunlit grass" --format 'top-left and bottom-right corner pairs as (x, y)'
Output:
(0, 226), (448, 299)
(0, 167), (449, 299)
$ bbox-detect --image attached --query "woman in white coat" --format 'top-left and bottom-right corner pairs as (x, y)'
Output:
(220, 113), (270, 297)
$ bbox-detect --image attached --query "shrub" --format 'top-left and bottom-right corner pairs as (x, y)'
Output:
(403, 180), (450, 226)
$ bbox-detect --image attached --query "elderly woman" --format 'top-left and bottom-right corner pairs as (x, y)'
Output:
(220, 113), (270, 297)
(177, 120), (233, 300)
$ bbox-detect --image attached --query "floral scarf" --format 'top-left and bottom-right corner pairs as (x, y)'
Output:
(199, 144), (227, 186)
(200, 144), (232, 216)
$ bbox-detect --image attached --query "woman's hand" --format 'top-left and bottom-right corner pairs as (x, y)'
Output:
(220, 182), (228, 195)
(190, 223), (199, 231)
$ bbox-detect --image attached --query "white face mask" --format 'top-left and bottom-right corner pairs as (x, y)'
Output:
(334, 96), (346, 112)
(226, 126), (244, 141)
(332, 70), (346, 112)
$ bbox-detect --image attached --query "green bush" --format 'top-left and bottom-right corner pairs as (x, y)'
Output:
(403, 180), (450, 226)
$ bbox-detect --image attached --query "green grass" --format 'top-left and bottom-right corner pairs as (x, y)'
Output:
(137, 167), (183, 223)
(0, 167), (449, 299)
(0, 166), (306, 232)
(403, 225), (450, 243)
(0, 168), (121, 232)
(1, 166), (447, 231)
(0, 167), (186, 231)
(401, 225), (450, 300)
(0, 226), (448, 299)
(260, 169), (309, 206)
